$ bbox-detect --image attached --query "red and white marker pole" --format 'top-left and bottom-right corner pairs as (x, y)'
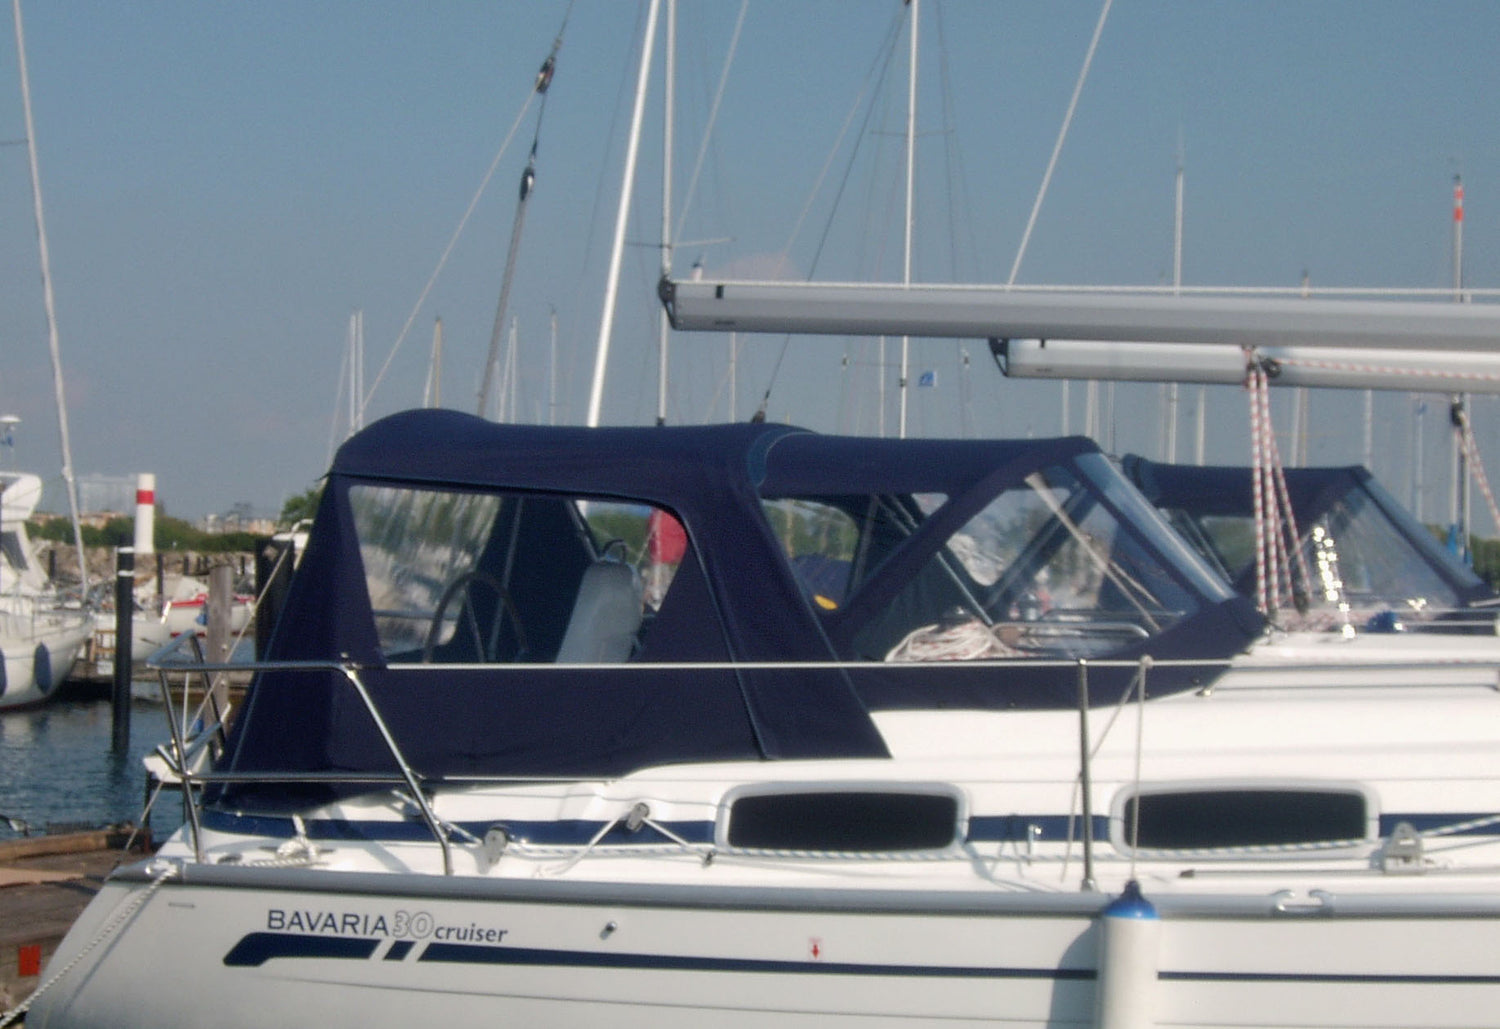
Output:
(1454, 175), (1464, 298)
(134, 472), (155, 557)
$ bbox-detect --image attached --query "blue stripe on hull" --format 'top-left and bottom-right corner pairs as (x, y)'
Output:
(1162, 970), (1500, 985)
(222, 932), (1500, 988)
(224, 933), (379, 966)
(223, 931), (1090, 980)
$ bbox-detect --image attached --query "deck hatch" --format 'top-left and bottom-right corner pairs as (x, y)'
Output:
(722, 785), (964, 853)
(1119, 785), (1369, 851)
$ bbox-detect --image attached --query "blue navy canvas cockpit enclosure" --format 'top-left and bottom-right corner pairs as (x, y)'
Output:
(218, 410), (1261, 797)
(1123, 455), (1494, 625)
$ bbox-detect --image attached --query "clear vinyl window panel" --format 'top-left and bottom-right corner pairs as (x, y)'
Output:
(763, 494), (945, 613)
(843, 460), (1206, 661)
(350, 485), (503, 658)
(1313, 494), (1465, 614)
(351, 485), (682, 664)
(1175, 487), (1475, 625)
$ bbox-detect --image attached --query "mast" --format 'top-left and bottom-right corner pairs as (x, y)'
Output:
(548, 307), (558, 426)
(1413, 397), (1425, 520)
(1362, 389), (1373, 469)
(13, 0), (86, 596)
(729, 331), (738, 421)
(478, 149), (538, 417)
(423, 317), (443, 408)
(588, 0), (661, 428)
(655, 0), (675, 426)
(507, 316), (519, 423)
(1166, 138), (1183, 462)
(347, 310), (364, 435)
(898, 0), (918, 439)
(1451, 174), (1470, 559)
(1454, 174), (1465, 300)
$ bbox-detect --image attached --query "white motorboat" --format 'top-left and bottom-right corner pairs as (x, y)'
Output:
(20, 405), (1500, 1029)
(0, 472), (93, 711)
(110, 577), (254, 659)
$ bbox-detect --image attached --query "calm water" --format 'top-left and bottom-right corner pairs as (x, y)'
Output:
(0, 696), (187, 842)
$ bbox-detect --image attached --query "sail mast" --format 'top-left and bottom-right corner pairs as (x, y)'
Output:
(423, 317), (443, 408)
(13, 0), (86, 597)
(588, 0), (661, 427)
(655, 0), (675, 426)
(1451, 174), (1470, 560)
(898, 0), (917, 439)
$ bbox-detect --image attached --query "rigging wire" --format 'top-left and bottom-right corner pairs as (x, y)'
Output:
(1006, 0), (1112, 286)
(362, 4), (574, 418)
(1452, 403), (1500, 542)
(752, 7), (906, 422)
(672, 0), (747, 248)
(932, 1), (977, 285)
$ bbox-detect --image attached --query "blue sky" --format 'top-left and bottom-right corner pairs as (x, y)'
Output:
(0, 1), (1497, 524)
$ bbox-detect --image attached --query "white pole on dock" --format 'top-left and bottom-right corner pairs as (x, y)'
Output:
(206, 563), (233, 726)
(111, 547), (134, 750)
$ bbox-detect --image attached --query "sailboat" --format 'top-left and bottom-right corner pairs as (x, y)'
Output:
(21, 396), (1500, 1027)
(0, 1), (96, 711)
(0, 470), (91, 710)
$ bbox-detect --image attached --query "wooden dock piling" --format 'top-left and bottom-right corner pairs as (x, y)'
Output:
(110, 546), (134, 750)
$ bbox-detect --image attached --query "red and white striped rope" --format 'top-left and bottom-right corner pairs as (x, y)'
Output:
(1244, 353), (1314, 614)
(1260, 379), (1303, 609)
(1247, 358), (1271, 614)
(1453, 405), (1500, 543)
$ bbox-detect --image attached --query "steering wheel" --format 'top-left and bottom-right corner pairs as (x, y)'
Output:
(422, 570), (527, 662)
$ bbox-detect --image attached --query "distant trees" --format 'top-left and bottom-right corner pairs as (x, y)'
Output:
(279, 484), (324, 529)
(1469, 536), (1500, 592)
(28, 513), (256, 553)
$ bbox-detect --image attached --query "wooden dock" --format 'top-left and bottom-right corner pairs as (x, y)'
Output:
(0, 827), (153, 1017)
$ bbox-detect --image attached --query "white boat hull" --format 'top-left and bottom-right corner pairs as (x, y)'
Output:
(0, 611), (92, 710)
(30, 865), (1500, 1029)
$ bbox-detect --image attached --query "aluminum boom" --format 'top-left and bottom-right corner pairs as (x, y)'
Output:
(995, 338), (1500, 394)
(660, 278), (1500, 353)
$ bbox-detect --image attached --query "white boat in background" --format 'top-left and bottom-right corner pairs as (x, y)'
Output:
(0, 472), (93, 710)
(124, 576), (254, 655)
(99, 574), (255, 698)
(23, 402), (1500, 1029)
(0, 0), (95, 711)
